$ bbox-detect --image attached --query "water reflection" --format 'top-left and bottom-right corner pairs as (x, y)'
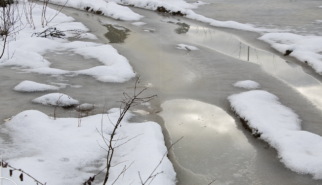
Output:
(159, 99), (256, 183)
(182, 26), (322, 111)
(104, 24), (130, 43)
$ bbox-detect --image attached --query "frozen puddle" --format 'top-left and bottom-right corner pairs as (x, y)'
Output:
(159, 99), (256, 184)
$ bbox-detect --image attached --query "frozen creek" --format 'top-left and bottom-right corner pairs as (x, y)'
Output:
(1, 2), (322, 185)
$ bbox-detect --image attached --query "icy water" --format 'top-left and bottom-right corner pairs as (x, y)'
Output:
(185, 0), (322, 36)
(1, 2), (322, 185)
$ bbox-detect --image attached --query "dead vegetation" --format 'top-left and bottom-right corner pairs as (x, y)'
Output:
(156, 6), (186, 16)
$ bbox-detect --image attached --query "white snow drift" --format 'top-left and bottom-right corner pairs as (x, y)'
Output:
(233, 80), (261, 89)
(259, 33), (322, 74)
(176, 44), (199, 51)
(14, 80), (59, 92)
(0, 109), (176, 185)
(228, 90), (322, 179)
(32, 93), (79, 106)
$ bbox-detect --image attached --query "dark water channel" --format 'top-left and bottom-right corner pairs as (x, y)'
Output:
(1, 3), (322, 185)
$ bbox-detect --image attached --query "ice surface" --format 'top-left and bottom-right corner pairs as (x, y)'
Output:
(233, 80), (260, 89)
(14, 81), (59, 92)
(228, 90), (322, 179)
(32, 93), (79, 106)
(0, 109), (176, 185)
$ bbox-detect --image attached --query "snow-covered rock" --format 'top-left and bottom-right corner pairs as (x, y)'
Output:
(228, 90), (322, 179)
(32, 93), (79, 107)
(176, 44), (199, 51)
(14, 80), (59, 92)
(0, 109), (176, 185)
(233, 80), (261, 89)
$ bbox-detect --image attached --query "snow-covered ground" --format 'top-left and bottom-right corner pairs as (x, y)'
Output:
(1, 109), (176, 185)
(0, 1), (176, 185)
(0, 2), (136, 83)
(229, 90), (322, 179)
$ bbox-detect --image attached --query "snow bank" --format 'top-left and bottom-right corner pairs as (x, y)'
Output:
(14, 80), (59, 92)
(176, 44), (199, 51)
(233, 80), (261, 89)
(0, 109), (176, 185)
(228, 90), (322, 179)
(32, 93), (79, 106)
(48, 0), (143, 21)
(259, 33), (322, 74)
(109, 0), (280, 33)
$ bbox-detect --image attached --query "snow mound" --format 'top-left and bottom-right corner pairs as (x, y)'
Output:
(176, 44), (199, 51)
(14, 81), (59, 92)
(228, 90), (322, 179)
(73, 45), (136, 83)
(132, 22), (147, 26)
(32, 93), (79, 106)
(49, 0), (143, 21)
(259, 33), (322, 74)
(0, 109), (176, 185)
(233, 80), (261, 89)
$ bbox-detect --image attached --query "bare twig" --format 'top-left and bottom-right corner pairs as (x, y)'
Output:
(0, 159), (45, 185)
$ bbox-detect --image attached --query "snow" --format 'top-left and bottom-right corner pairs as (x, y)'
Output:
(14, 80), (60, 92)
(0, 3), (136, 83)
(259, 33), (322, 74)
(48, 0), (143, 21)
(0, 109), (176, 185)
(176, 44), (199, 51)
(72, 45), (136, 83)
(233, 80), (261, 89)
(132, 22), (147, 26)
(228, 90), (322, 179)
(32, 93), (79, 106)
